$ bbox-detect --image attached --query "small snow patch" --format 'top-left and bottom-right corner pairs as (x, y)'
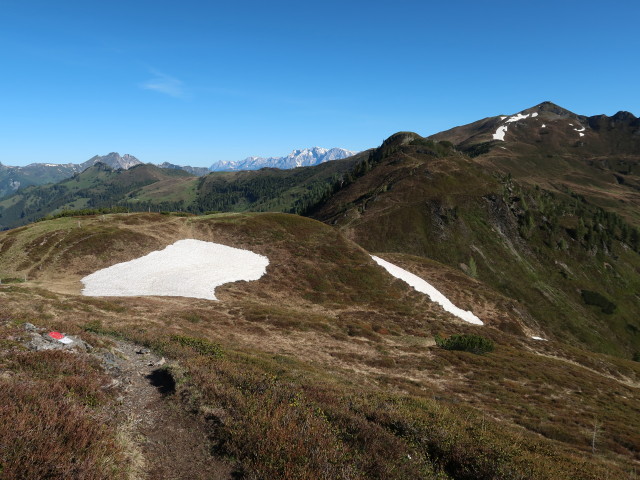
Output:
(493, 125), (508, 141)
(500, 116), (507, 120)
(371, 256), (483, 325)
(506, 113), (530, 123)
(541, 124), (546, 128)
(531, 336), (547, 341)
(531, 112), (538, 118)
(82, 239), (269, 300)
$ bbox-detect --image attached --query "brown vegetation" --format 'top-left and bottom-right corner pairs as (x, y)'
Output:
(1, 213), (639, 478)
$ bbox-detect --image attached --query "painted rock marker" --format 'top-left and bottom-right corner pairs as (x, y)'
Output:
(48, 331), (74, 344)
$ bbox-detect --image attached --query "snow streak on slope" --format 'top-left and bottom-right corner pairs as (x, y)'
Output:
(82, 239), (269, 300)
(371, 256), (483, 325)
(493, 111), (539, 141)
(506, 113), (530, 123)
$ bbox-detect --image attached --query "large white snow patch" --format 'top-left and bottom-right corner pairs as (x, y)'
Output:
(371, 256), (483, 325)
(493, 125), (508, 141)
(81, 239), (269, 300)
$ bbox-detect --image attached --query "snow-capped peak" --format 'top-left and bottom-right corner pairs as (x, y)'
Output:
(210, 147), (357, 172)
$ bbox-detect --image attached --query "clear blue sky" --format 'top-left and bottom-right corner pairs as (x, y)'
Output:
(1, 0), (638, 167)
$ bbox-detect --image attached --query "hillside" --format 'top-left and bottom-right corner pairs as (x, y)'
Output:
(0, 153), (143, 200)
(311, 131), (640, 359)
(1, 212), (639, 478)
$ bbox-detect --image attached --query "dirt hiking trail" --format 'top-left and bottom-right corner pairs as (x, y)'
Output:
(104, 340), (235, 480)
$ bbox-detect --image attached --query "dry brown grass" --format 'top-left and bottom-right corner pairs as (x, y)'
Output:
(1, 213), (639, 477)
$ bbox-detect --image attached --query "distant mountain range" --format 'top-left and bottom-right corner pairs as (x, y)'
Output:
(0, 153), (142, 199)
(0, 148), (356, 199)
(209, 147), (357, 171)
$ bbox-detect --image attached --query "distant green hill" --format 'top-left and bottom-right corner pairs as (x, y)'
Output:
(0, 163), (195, 229)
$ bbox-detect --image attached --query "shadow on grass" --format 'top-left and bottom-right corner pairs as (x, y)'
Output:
(146, 368), (176, 395)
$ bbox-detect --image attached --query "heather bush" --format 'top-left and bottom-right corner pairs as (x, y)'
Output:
(435, 334), (494, 355)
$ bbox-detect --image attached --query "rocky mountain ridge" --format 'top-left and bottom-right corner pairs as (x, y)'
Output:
(210, 147), (357, 171)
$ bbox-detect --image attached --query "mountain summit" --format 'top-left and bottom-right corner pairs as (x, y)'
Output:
(210, 147), (357, 171)
(80, 153), (142, 171)
(430, 101), (639, 154)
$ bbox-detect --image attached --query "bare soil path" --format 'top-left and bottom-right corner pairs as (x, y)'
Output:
(103, 340), (235, 480)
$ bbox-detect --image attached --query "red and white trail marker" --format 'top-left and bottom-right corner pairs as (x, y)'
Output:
(48, 331), (74, 344)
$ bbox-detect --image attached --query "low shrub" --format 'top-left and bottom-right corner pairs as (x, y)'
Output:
(435, 334), (494, 355)
(580, 290), (616, 314)
(171, 335), (224, 358)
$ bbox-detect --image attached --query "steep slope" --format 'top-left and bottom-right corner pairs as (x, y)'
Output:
(1, 212), (638, 478)
(311, 132), (640, 358)
(431, 101), (640, 224)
